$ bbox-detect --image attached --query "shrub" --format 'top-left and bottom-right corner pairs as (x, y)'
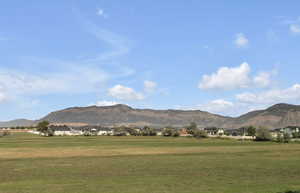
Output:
(193, 130), (208, 138)
(255, 127), (272, 141)
(186, 122), (197, 135)
(83, 131), (92, 136)
(127, 128), (141, 136)
(47, 128), (54, 137)
(283, 133), (291, 143)
(36, 121), (50, 133)
(113, 126), (128, 136)
(292, 132), (300, 138)
(246, 126), (256, 137)
(0, 131), (10, 137)
(172, 130), (180, 137)
(162, 127), (178, 137)
(141, 126), (157, 136)
(224, 131), (230, 136)
(276, 133), (284, 143)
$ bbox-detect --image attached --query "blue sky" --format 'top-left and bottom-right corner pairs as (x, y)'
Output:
(1, 0), (300, 120)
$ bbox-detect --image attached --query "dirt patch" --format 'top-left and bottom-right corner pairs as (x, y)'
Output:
(1, 145), (300, 159)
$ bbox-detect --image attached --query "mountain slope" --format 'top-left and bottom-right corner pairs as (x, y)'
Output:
(0, 119), (35, 127)
(40, 104), (231, 128)
(3, 103), (300, 129)
(227, 103), (300, 129)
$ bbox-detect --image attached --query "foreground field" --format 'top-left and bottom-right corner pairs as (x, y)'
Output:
(0, 133), (300, 193)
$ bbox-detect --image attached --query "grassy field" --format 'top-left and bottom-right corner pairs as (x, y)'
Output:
(1, 133), (300, 193)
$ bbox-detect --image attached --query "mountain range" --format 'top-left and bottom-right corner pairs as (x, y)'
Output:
(1, 103), (300, 129)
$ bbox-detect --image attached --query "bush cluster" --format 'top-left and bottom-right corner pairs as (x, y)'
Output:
(193, 130), (208, 138)
(0, 131), (10, 137)
(255, 128), (272, 141)
(162, 127), (179, 137)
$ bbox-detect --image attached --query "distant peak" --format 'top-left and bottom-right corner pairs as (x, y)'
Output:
(92, 104), (133, 110)
(110, 104), (133, 109)
(112, 104), (130, 107)
(267, 103), (299, 111)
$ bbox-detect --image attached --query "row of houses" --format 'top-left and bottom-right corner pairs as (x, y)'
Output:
(28, 126), (249, 137)
(270, 127), (300, 138)
(30, 125), (225, 137)
(35, 125), (114, 136)
(26, 124), (300, 138)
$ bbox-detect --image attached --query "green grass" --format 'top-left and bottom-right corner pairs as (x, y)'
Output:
(0, 133), (300, 193)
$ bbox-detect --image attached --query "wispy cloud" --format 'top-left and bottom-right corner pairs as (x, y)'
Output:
(96, 8), (108, 18)
(236, 84), (300, 105)
(144, 80), (157, 93)
(0, 66), (109, 96)
(108, 84), (144, 101)
(290, 24), (300, 34)
(0, 36), (8, 41)
(83, 21), (131, 62)
(234, 33), (249, 48)
(94, 100), (119, 106)
(278, 16), (300, 25)
(278, 16), (300, 35)
(0, 10), (135, 106)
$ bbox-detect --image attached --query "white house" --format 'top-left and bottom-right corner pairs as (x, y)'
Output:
(49, 125), (72, 136)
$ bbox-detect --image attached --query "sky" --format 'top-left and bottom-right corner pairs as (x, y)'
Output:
(1, 0), (300, 120)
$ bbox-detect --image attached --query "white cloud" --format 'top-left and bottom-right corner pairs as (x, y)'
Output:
(234, 33), (249, 48)
(279, 16), (300, 25)
(144, 80), (157, 93)
(236, 84), (300, 104)
(108, 85), (144, 101)
(95, 100), (119, 106)
(199, 99), (234, 114)
(253, 72), (272, 88)
(96, 8), (108, 18)
(0, 92), (8, 103)
(290, 24), (300, 34)
(175, 99), (240, 116)
(0, 19), (133, 102)
(85, 22), (130, 61)
(0, 67), (109, 96)
(279, 17), (300, 35)
(266, 30), (279, 42)
(199, 62), (251, 90)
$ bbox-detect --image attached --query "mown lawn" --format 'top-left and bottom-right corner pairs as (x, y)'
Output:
(0, 133), (300, 193)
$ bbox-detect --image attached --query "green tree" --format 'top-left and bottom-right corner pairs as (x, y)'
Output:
(162, 127), (178, 137)
(141, 126), (157, 136)
(126, 127), (140, 136)
(113, 126), (128, 136)
(247, 126), (256, 137)
(193, 130), (208, 138)
(255, 127), (272, 141)
(276, 133), (284, 143)
(171, 130), (180, 137)
(36, 121), (50, 135)
(186, 122), (197, 135)
(0, 131), (10, 137)
(292, 132), (300, 138)
(283, 133), (291, 143)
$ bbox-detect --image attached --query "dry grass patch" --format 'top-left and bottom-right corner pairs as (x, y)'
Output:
(1, 143), (300, 159)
